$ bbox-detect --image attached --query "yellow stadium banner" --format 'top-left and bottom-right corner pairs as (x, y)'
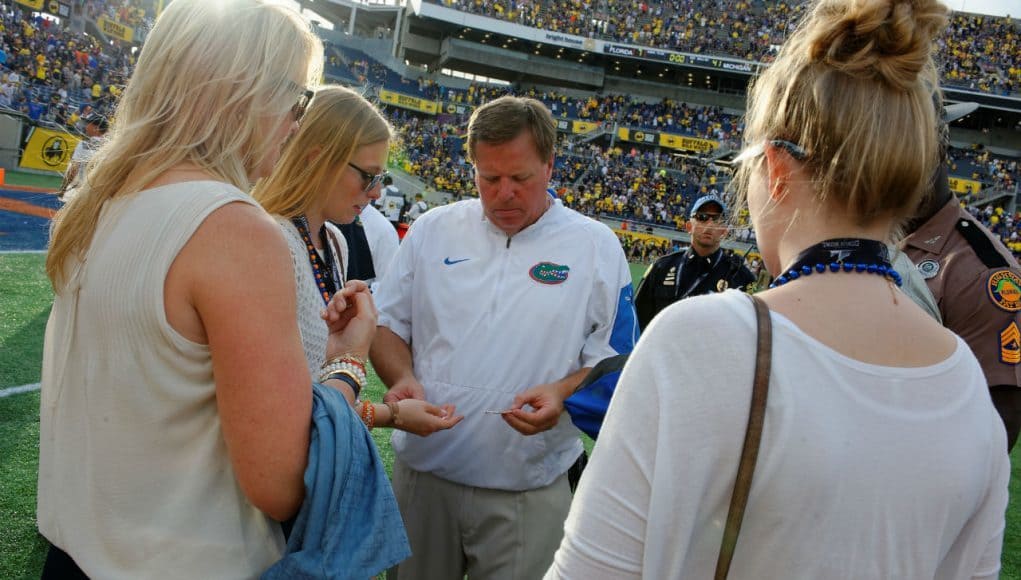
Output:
(948, 176), (982, 195)
(572, 120), (600, 134)
(19, 127), (81, 173)
(379, 89), (438, 115)
(616, 127), (658, 144)
(659, 133), (719, 153)
(16, 0), (44, 10)
(617, 229), (670, 244)
(442, 101), (473, 115)
(98, 17), (135, 43)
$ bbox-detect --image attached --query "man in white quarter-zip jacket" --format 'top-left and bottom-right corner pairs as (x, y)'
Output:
(372, 96), (639, 580)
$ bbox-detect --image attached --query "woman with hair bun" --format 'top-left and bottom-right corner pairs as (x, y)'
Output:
(546, 0), (1009, 578)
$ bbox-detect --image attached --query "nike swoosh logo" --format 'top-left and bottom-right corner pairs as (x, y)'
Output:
(444, 257), (470, 265)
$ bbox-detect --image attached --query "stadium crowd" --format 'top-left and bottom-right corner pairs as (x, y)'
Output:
(434, 0), (1020, 95)
(561, 146), (726, 228)
(964, 202), (1021, 257)
(84, 0), (155, 28)
(442, 83), (744, 141)
(383, 100), (1021, 247)
(950, 146), (1020, 193)
(0, 0), (1016, 243)
(386, 101), (751, 234)
(0, 3), (134, 133)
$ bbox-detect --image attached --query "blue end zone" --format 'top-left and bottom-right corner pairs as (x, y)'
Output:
(0, 189), (63, 209)
(0, 189), (61, 252)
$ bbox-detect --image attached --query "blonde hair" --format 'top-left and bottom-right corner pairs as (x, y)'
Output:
(737, 0), (948, 227)
(467, 96), (556, 163)
(252, 85), (392, 218)
(46, 0), (323, 289)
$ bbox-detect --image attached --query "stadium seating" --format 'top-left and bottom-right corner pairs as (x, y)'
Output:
(431, 0), (1020, 96)
(0, 2), (1016, 255)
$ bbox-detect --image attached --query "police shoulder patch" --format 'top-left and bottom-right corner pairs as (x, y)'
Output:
(716, 279), (728, 292)
(987, 270), (1021, 312)
(917, 259), (940, 280)
(529, 262), (570, 285)
(1001, 321), (1021, 365)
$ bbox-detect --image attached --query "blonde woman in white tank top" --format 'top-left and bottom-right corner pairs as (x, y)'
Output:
(254, 85), (463, 435)
(38, 2), (379, 578)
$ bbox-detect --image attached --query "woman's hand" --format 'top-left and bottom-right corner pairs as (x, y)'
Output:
(390, 399), (463, 436)
(323, 280), (377, 360)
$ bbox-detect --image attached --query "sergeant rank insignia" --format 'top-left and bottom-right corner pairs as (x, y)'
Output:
(1001, 321), (1021, 365)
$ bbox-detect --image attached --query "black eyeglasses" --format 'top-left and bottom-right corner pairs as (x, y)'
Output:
(692, 212), (726, 223)
(292, 89), (313, 122)
(348, 162), (389, 192)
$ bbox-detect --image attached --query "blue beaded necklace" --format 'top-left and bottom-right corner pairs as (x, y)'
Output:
(769, 238), (902, 288)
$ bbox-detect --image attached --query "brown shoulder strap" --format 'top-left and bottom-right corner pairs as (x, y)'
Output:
(714, 294), (772, 580)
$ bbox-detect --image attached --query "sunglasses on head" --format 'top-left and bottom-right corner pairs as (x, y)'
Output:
(693, 212), (725, 223)
(348, 162), (389, 192)
(292, 88), (314, 122)
(733, 139), (809, 164)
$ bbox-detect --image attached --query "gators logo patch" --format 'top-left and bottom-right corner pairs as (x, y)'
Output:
(529, 262), (570, 285)
(1001, 321), (1021, 365)
(987, 270), (1021, 312)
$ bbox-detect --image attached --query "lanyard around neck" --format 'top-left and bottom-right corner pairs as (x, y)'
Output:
(292, 215), (341, 307)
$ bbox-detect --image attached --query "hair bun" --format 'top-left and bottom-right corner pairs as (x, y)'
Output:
(804, 0), (949, 90)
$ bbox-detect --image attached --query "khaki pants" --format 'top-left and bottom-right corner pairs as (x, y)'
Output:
(387, 459), (572, 580)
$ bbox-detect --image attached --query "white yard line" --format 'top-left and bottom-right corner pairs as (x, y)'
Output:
(0, 383), (41, 397)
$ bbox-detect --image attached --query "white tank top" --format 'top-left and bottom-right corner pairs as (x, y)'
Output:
(38, 181), (284, 579)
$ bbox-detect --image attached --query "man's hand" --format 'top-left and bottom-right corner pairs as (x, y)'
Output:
(384, 377), (426, 403)
(502, 381), (572, 436)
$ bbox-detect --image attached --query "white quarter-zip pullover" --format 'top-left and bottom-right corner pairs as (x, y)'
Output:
(375, 199), (638, 490)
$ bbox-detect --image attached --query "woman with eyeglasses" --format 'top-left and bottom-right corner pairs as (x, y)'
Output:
(37, 2), (391, 578)
(546, 0), (1008, 578)
(254, 84), (464, 435)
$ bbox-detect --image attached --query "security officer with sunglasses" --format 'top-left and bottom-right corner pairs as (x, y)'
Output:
(633, 194), (756, 331)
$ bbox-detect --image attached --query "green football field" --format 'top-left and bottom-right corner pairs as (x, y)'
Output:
(1, 254), (1019, 578)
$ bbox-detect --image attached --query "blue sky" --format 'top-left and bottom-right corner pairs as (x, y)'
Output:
(946, 0), (1016, 17)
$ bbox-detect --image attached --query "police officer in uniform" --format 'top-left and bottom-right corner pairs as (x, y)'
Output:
(902, 161), (1021, 449)
(633, 194), (756, 331)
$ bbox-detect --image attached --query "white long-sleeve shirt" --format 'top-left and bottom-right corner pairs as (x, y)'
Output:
(374, 199), (638, 490)
(547, 290), (1008, 580)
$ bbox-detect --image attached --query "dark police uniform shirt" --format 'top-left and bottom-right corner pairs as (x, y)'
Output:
(634, 247), (756, 331)
(903, 198), (1021, 447)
